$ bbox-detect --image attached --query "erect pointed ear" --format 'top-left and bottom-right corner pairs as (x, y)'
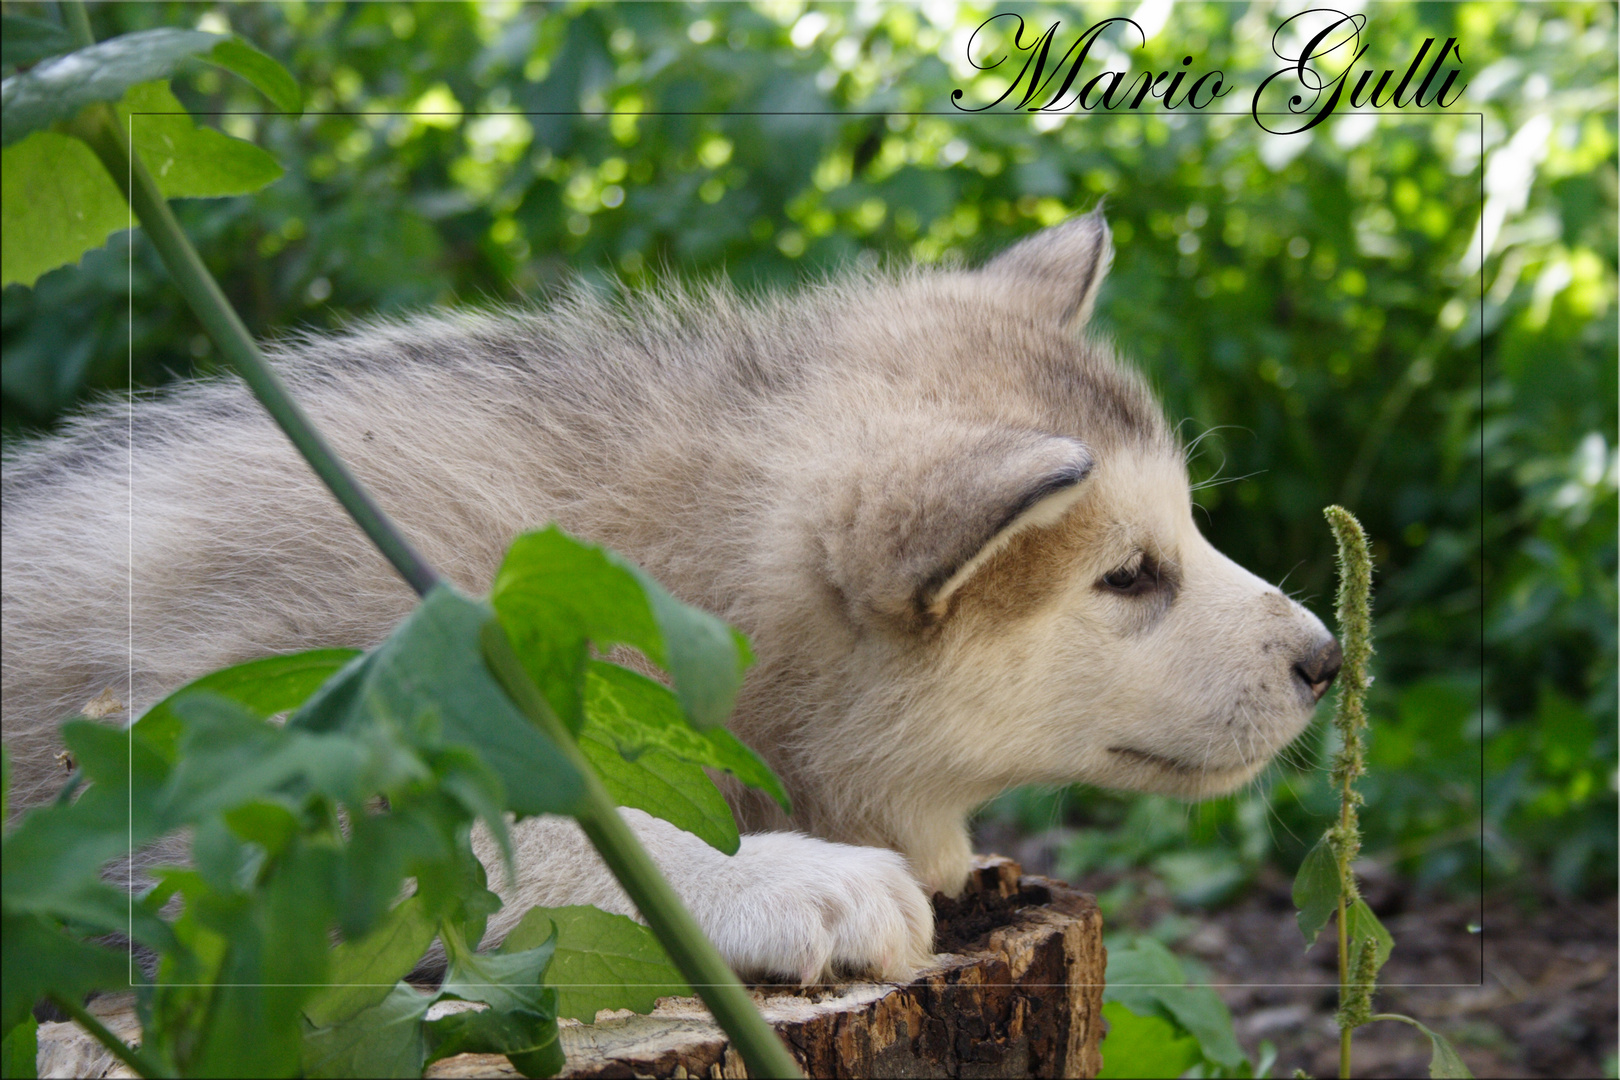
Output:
(822, 429), (1095, 626)
(982, 208), (1114, 329)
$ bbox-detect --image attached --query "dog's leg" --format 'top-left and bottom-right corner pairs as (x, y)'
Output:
(480, 809), (935, 985)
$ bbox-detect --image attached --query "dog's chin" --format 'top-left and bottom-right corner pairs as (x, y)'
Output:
(1102, 746), (1270, 799)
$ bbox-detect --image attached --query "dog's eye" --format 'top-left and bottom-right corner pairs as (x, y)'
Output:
(1102, 566), (1139, 589)
(1099, 555), (1158, 595)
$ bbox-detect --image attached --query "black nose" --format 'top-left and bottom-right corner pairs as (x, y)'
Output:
(1294, 638), (1343, 703)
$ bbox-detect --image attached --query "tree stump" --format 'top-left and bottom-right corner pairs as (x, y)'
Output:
(36, 856), (1105, 1079)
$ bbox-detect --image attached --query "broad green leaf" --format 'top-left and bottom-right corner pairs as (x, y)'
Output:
(222, 799), (302, 856)
(2, 79), (284, 288)
(0, 29), (298, 147)
(61, 718), (170, 841)
(1346, 899), (1395, 981)
(502, 905), (689, 1022)
(0, 912), (128, 1035)
(185, 843), (338, 1079)
(162, 695), (414, 822)
(302, 982), (431, 1080)
(204, 37), (302, 114)
(440, 923), (557, 1016)
(1293, 834), (1339, 950)
(434, 922), (563, 1077)
(304, 896), (438, 1028)
(1374, 1014), (1474, 1078)
(0, 130), (126, 288)
(291, 585), (586, 817)
(0, 795), (129, 914)
(1102, 937), (1246, 1070)
(423, 1006), (564, 1078)
(579, 729), (739, 854)
(492, 526), (751, 730)
(585, 661), (790, 812)
(1, 721), (168, 913)
(134, 648), (359, 762)
(0, 1012), (38, 1080)
(0, 15), (72, 67)
(1096, 1001), (1202, 1080)
(120, 81), (281, 195)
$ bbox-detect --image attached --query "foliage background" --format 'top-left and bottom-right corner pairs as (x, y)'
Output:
(3, 0), (1615, 908)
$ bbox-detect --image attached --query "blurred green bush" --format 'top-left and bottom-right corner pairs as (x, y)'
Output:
(3, 1), (1614, 897)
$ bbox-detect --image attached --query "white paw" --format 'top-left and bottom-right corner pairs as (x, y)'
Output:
(690, 832), (935, 985)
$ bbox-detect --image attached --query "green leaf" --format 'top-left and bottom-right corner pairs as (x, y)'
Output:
(302, 982), (431, 1080)
(119, 81), (282, 196)
(1, 78), (284, 288)
(1374, 1014), (1474, 1078)
(0, 1012), (38, 1080)
(161, 695), (406, 822)
(1103, 937), (1246, 1070)
(205, 37), (302, 115)
(2, 29), (216, 145)
(0, 29), (298, 147)
(492, 526), (750, 730)
(579, 729), (739, 854)
(183, 842), (339, 1079)
(1096, 1001), (1202, 1080)
(0, 15), (72, 67)
(1346, 899), (1395, 981)
(585, 661), (789, 813)
(134, 648), (359, 762)
(0, 913), (128, 1035)
(1, 723), (169, 916)
(304, 896), (438, 1028)
(291, 585), (586, 817)
(423, 1006), (564, 1078)
(433, 921), (563, 1077)
(440, 923), (557, 1016)
(0, 130), (127, 288)
(1293, 835), (1339, 950)
(502, 905), (690, 1022)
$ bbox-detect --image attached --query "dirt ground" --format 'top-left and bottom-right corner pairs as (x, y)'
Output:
(974, 826), (1618, 1079)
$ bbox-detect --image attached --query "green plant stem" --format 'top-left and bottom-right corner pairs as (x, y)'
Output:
(47, 993), (164, 1079)
(482, 624), (804, 1080)
(69, 103), (440, 599)
(1338, 893), (1351, 1078)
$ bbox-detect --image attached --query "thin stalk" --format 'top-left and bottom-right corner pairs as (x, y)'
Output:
(48, 993), (164, 1079)
(482, 624), (804, 1080)
(70, 104), (440, 599)
(1325, 505), (1375, 1080)
(1337, 888), (1351, 1078)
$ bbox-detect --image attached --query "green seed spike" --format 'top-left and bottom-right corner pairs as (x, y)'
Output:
(1324, 505), (1375, 1080)
(1324, 505), (1374, 788)
(1337, 934), (1380, 1030)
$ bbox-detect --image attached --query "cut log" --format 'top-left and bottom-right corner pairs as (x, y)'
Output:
(36, 856), (1105, 1079)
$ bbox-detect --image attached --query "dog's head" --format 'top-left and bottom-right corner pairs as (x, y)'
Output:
(797, 212), (1339, 805)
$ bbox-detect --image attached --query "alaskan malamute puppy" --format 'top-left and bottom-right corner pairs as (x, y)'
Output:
(2, 212), (1340, 982)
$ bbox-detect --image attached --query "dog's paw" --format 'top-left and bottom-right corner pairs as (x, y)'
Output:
(691, 831), (935, 985)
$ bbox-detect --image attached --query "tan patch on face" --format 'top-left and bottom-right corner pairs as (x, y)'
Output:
(940, 485), (1111, 626)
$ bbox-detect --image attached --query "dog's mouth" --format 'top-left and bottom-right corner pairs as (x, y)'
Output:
(1106, 746), (1204, 775)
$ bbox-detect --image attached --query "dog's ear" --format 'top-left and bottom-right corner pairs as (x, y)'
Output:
(982, 208), (1114, 329)
(823, 429), (1094, 625)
